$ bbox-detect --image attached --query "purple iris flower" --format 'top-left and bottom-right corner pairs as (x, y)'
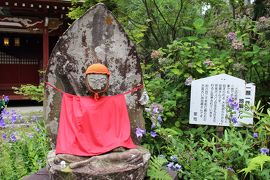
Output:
(10, 133), (16, 142)
(2, 133), (7, 139)
(150, 131), (158, 138)
(231, 117), (238, 124)
(260, 148), (269, 154)
(3, 95), (9, 103)
(135, 127), (146, 138)
(253, 132), (258, 138)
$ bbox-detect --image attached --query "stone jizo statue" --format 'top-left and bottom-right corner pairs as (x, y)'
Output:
(46, 63), (150, 179)
(45, 3), (150, 179)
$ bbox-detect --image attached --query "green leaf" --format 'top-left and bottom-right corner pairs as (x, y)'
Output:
(196, 27), (207, 34)
(182, 26), (194, 31)
(147, 156), (171, 180)
(251, 59), (259, 65)
(193, 18), (204, 29)
(196, 68), (204, 74)
(171, 68), (181, 75)
(239, 155), (270, 177)
(175, 121), (180, 128)
(187, 36), (198, 41)
(253, 45), (260, 53)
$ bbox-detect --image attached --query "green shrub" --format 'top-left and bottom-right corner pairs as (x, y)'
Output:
(12, 83), (44, 102)
(0, 108), (50, 179)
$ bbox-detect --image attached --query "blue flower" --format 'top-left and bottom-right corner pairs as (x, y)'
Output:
(227, 97), (239, 110)
(253, 132), (258, 138)
(152, 107), (159, 114)
(2, 133), (7, 139)
(260, 148), (269, 154)
(135, 127), (146, 138)
(150, 131), (158, 138)
(10, 115), (16, 123)
(151, 123), (156, 129)
(228, 97), (234, 105)
(0, 118), (6, 128)
(157, 115), (162, 123)
(158, 154), (165, 159)
(231, 117), (238, 124)
(170, 155), (178, 162)
(231, 101), (239, 110)
(29, 134), (33, 138)
(10, 133), (16, 142)
(1, 109), (9, 116)
(35, 127), (41, 132)
(31, 115), (38, 121)
(167, 162), (182, 171)
(227, 167), (235, 172)
(184, 76), (193, 86)
(3, 95), (9, 103)
(173, 163), (182, 171)
(18, 114), (23, 121)
(166, 162), (174, 169)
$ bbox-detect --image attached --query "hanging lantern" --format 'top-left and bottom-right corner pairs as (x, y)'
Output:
(14, 38), (20, 47)
(3, 38), (9, 46)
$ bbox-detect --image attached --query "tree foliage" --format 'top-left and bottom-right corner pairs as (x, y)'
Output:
(68, 1), (270, 178)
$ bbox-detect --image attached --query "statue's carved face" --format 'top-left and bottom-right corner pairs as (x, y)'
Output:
(85, 74), (108, 93)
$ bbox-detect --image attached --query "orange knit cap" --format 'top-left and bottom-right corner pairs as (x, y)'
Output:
(85, 63), (110, 75)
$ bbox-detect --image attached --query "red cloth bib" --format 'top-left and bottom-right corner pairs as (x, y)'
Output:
(55, 93), (136, 156)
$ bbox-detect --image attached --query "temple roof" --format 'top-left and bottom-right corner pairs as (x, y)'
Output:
(0, 0), (74, 34)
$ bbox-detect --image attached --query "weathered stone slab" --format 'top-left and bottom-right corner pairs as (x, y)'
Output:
(47, 148), (151, 180)
(44, 3), (144, 146)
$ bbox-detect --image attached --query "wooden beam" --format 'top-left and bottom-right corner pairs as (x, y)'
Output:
(43, 27), (49, 69)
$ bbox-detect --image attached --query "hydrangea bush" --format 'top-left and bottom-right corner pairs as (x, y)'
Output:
(141, 99), (270, 179)
(141, 16), (270, 179)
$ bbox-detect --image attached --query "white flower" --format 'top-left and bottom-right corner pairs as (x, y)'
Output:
(60, 161), (66, 169)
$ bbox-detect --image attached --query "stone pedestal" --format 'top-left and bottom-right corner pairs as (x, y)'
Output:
(47, 148), (151, 180)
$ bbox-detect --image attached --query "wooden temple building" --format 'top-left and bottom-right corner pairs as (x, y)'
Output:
(0, 0), (73, 100)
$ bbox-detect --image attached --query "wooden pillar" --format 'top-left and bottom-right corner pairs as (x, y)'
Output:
(43, 27), (49, 69)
